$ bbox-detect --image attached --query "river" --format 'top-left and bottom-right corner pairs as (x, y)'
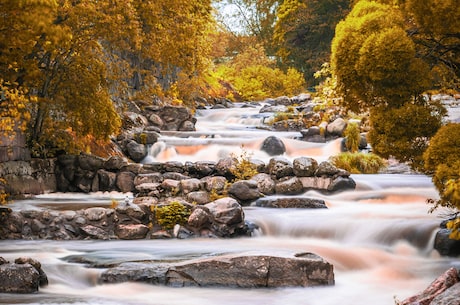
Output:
(1, 103), (459, 305)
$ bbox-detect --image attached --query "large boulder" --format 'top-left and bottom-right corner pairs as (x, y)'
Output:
(0, 257), (48, 293)
(99, 251), (334, 288)
(399, 267), (459, 305)
(434, 228), (460, 257)
(255, 197), (327, 209)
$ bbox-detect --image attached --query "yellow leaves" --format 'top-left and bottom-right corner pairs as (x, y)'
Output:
(446, 218), (460, 240)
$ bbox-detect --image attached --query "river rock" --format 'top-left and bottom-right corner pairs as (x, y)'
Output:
(179, 178), (201, 194)
(268, 157), (294, 178)
(431, 282), (460, 305)
(99, 251), (334, 288)
(186, 191), (211, 205)
(116, 171), (136, 193)
(93, 169), (117, 192)
(315, 161), (340, 177)
(434, 228), (460, 257)
(293, 157), (318, 177)
(255, 197), (327, 209)
(399, 267), (459, 305)
(260, 136), (286, 156)
(116, 224), (149, 240)
(126, 140), (147, 162)
(227, 180), (261, 203)
(326, 118), (347, 136)
(204, 197), (245, 237)
(327, 176), (356, 192)
(14, 257), (48, 287)
(250, 173), (275, 195)
(0, 257), (48, 293)
(275, 177), (304, 195)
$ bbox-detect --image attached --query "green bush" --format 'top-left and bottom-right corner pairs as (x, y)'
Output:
(154, 201), (191, 230)
(330, 152), (387, 174)
(230, 149), (258, 181)
(343, 122), (360, 153)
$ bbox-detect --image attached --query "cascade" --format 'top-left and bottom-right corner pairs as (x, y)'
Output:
(1, 103), (458, 305)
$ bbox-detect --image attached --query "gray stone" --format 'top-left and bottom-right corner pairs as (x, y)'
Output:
(180, 178), (201, 194)
(84, 207), (107, 221)
(434, 229), (460, 257)
(186, 191), (211, 205)
(204, 197), (245, 237)
(326, 118), (347, 136)
(400, 267), (459, 305)
(0, 262), (40, 293)
(255, 197), (327, 209)
(228, 180), (261, 203)
(167, 252), (334, 288)
(315, 161), (339, 177)
(126, 140), (147, 163)
(431, 282), (460, 305)
(99, 252), (334, 288)
(188, 206), (212, 229)
(293, 157), (318, 177)
(260, 136), (286, 156)
(80, 225), (109, 240)
(268, 157), (293, 179)
(14, 257), (48, 287)
(327, 177), (356, 192)
(116, 224), (149, 240)
(275, 177), (304, 195)
(251, 173), (275, 195)
(116, 171), (136, 193)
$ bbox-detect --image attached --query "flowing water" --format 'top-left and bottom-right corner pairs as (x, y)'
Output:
(1, 104), (459, 305)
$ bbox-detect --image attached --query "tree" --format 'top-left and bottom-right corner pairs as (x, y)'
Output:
(423, 123), (460, 212)
(331, 0), (432, 112)
(404, 0), (460, 89)
(0, 0), (217, 156)
(214, 44), (305, 101)
(367, 102), (445, 170)
(214, 0), (281, 55)
(274, 0), (351, 84)
(331, 0), (447, 170)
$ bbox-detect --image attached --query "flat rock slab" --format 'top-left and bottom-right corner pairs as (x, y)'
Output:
(99, 251), (334, 288)
(255, 197), (327, 209)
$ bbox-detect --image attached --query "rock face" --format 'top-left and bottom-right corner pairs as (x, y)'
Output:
(0, 257), (48, 293)
(399, 267), (459, 305)
(0, 160), (57, 196)
(100, 252), (334, 288)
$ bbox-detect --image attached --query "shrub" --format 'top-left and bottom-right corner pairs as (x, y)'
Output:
(330, 152), (387, 174)
(343, 122), (360, 153)
(230, 149), (258, 181)
(154, 201), (191, 230)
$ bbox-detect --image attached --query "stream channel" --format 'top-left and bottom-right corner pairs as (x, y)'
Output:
(1, 103), (459, 305)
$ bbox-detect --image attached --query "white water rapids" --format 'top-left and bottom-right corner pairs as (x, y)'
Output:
(1, 103), (459, 305)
